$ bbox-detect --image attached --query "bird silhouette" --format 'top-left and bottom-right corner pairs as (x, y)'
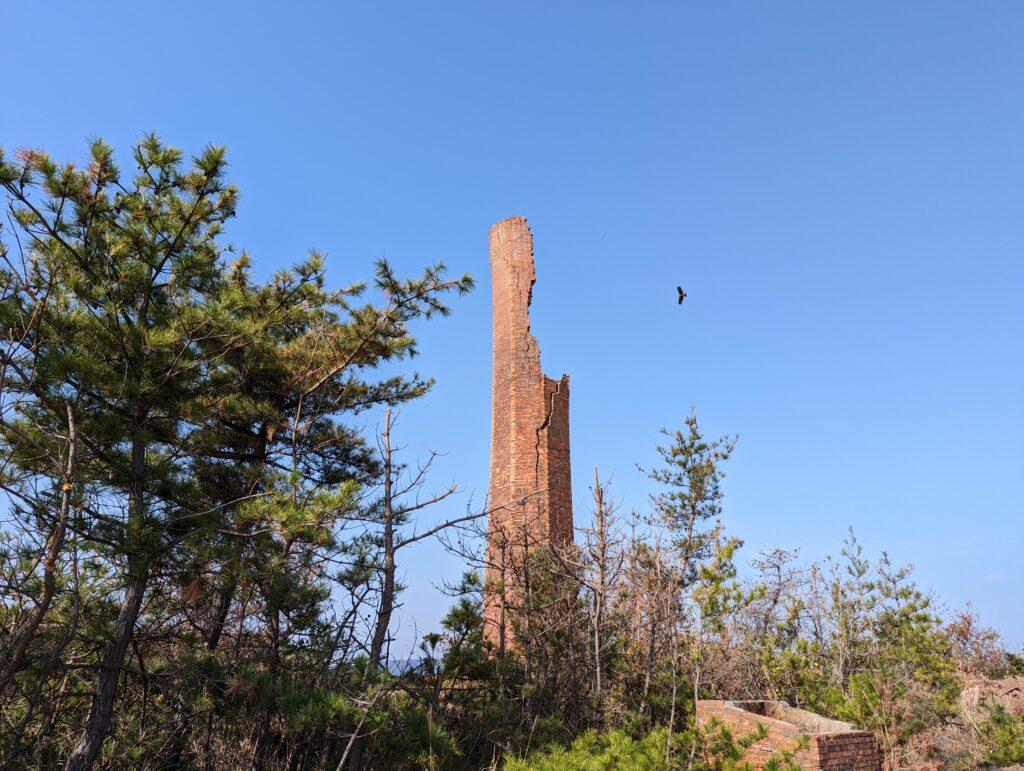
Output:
(677, 286), (687, 305)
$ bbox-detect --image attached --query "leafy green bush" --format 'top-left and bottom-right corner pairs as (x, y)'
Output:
(981, 701), (1024, 766)
(504, 729), (673, 770)
(505, 722), (807, 771)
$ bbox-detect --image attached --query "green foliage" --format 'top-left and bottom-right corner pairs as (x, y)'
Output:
(505, 729), (675, 770)
(648, 410), (737, 586)
(824, 544), (958, 765)
(506, 723), (806, 771)
(981, 701), (1024, 766)
(0, 136), (472, 769)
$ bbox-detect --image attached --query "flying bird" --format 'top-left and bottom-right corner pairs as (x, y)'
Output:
(677, 286), (687, 305)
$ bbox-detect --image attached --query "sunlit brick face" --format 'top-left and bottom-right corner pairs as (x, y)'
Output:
(484, 217), (572, 648)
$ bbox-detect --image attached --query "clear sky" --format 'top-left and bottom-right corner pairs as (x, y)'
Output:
(3, 1), (1021, 648)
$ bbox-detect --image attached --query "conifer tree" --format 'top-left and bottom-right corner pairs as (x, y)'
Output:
(0, 137), (243, 769)
(0, 137), (471, 769)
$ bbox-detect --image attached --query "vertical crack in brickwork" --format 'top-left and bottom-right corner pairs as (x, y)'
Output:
(485, 217), (573, 647)
(534, 379), (560, 487)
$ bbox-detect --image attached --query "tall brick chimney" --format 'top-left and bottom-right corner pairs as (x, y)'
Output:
(484, 217), (573, 650)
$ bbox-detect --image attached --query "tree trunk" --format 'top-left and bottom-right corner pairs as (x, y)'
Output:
(350, 410), (396, 771)
(0, 405), (77, 693)
(368, 410), (396, 671)
(205, 575), (237, 652)
(65, 570), (147, 771)
(592, 467), (606, 723)
(65, 431), (147, 771)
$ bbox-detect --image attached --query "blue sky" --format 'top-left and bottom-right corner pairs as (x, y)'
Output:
(3, 1), (1021, 648)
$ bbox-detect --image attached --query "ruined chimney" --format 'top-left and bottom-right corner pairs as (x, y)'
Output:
(484, 217), (573, 649)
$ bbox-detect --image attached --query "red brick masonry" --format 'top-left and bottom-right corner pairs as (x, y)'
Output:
(696, 700), (881, 770)
(484, 217), (573, 647)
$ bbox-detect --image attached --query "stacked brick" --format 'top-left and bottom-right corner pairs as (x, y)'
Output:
(484, 217), (573, 648)
(696, 701), (881, 770)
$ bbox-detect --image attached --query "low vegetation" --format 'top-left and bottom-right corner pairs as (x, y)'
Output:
(0, 138), (1020, 769)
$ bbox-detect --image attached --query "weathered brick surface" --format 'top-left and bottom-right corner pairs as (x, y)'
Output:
(960, 677), (1024, 717)
(484, 217), (572, 647)
(696, 700), (881, 770)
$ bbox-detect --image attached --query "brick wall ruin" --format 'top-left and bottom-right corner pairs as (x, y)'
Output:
(484, 217), (573, 649)
(960, 677), (1024, 717)
(696, 701), (880, 770)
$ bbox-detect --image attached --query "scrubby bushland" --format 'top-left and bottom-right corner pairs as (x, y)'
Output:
(0, 138), (1020, 770)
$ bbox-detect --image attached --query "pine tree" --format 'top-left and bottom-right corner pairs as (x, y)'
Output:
(0, 137), (244, 769)
(0, 136), (471, 769)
